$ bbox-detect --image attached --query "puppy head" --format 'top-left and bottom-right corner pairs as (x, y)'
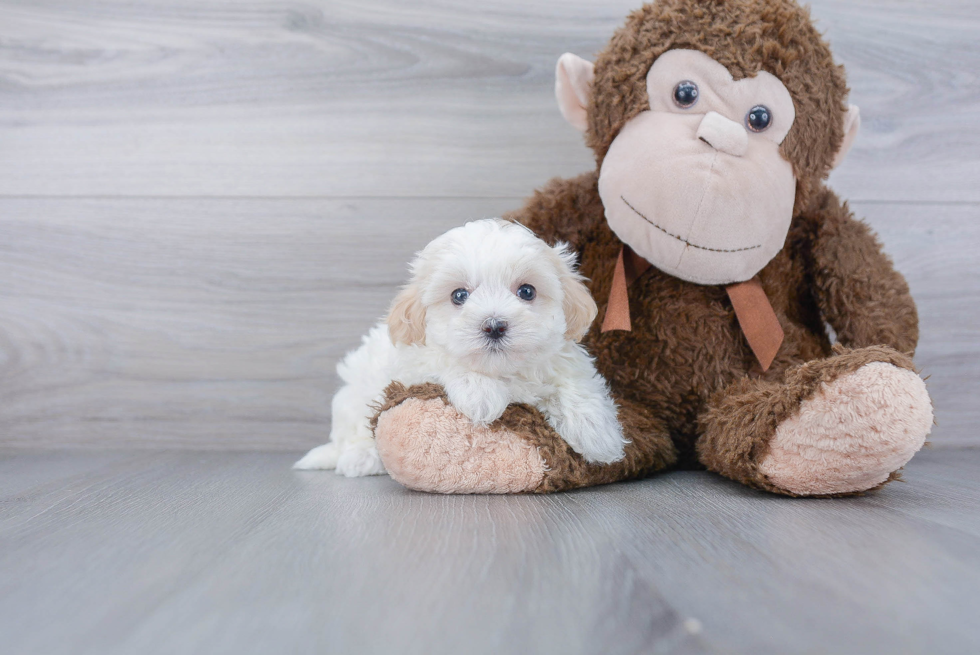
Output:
(387, 219), (597, 375)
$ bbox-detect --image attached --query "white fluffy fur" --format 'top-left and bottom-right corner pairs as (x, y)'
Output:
(294, 219), (627, 477)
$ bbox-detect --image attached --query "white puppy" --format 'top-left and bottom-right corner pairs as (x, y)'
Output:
(294, 218), (627, 477)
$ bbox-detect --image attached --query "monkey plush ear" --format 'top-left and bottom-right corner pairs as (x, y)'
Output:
(831, 104), (861, 169)
(555, 53), (595, 133)
(387, 284), (426, 346)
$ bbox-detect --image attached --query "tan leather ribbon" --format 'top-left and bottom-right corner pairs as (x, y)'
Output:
(600, 244), (651, 332)
(725, 277), (784, 372)
(600, 245), (784, 372)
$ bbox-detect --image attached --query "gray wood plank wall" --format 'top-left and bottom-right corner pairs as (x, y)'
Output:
(1, 0), (977, 449)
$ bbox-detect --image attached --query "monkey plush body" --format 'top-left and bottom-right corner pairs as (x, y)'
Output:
(371, 0), (934, 496)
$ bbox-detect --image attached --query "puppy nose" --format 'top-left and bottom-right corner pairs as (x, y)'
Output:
(483, 317), (508, 341)
(696, 111), (748, 157)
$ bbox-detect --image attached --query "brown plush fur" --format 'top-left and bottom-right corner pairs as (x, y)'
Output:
(491, 172), (918, 494)
(588, 0), (849, 213)
(374, 0), (922, 495)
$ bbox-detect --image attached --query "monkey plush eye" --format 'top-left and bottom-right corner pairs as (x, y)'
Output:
(746, 105), (772, 132)
(672, 81), (699, 108)
(451, 288), (469, 305)
(516, 284), (536, 301)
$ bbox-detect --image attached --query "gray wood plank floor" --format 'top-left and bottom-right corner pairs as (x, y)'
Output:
(1, 447), (978, 655)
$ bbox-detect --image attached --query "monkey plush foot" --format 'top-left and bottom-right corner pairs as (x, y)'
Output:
(373, 384), (548, 494)
(372, 383), (677, 494)
(759, 360), (933, 495)
(699, 346), (933, 496)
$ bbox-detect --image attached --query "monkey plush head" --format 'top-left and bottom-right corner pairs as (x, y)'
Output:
(555, 0), (861, 285)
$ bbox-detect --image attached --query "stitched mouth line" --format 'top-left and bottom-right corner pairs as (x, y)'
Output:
(620, 196), (762, 253)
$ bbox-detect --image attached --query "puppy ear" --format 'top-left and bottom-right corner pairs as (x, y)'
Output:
(386, 284), (426, 346)
(553, 244), (598, 342)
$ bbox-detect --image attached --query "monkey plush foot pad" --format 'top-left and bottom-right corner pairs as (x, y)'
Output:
(375, 395), (547, 494)
(760, 362), (933, 495)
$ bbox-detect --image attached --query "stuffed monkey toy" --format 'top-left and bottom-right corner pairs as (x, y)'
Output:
(372, 0), (934, 496)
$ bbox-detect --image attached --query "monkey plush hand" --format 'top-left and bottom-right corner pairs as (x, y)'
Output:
(372, 0), (933, 496)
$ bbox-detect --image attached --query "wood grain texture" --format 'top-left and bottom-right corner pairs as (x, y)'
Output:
(0, 199), (975, 449)
(0, 0), (977, 448)
(1, 448), (978, 655)
(864, 202), (980, 444)
(0, 0), (977, 200)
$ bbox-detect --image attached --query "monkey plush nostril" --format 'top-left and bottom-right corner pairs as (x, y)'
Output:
(482, 318), (508, 341)
(696, 111), (748, 157)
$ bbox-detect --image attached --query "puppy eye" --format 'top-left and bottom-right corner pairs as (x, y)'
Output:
(451, 288), (469, 306)
(516, 284), (536, 301)
(746, 105), (772, 132)
(672, 81), (699, 108)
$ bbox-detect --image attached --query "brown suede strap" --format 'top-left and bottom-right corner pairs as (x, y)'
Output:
(725, 278), (784, 372)
(600, 245), (783, 371)
(600, 244), (651, 332)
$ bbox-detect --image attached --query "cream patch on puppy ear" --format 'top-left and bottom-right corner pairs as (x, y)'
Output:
(387, 284), (426, 346)
(831, 104), (861, 169)
(552, 243), (597, 341)
(563, 279), (598, 341)
(555, 53), (594, 132)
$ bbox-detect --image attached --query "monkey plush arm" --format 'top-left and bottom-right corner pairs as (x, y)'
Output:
(807, 189), (919, 354)
(503, 171), (606, 248)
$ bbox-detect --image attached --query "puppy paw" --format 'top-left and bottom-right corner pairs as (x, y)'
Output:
(335, 443), (387, 477)
(555, 410), (628, 464)
(445, 375), (511, 426)
(293, 442), (340, 470)
(454, 396), (511, 426)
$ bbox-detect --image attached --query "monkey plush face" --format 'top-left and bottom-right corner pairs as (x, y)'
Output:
(554, 0), (861, 286)
(598, 49), (797, 285)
